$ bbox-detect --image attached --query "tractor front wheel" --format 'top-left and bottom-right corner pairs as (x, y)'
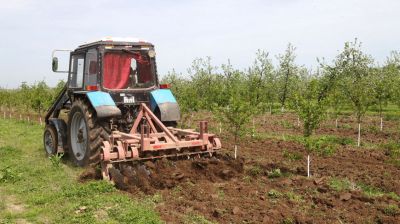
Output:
(67, 99), (109, 167)
(43, 124), (58, 156)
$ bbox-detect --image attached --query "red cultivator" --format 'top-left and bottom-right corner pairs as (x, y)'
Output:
(100, 103), (222, 180)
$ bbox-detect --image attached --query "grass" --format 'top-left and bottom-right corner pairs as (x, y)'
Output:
(0, 119), (161, 224)
(268, 168), (283, 179)
(267, 189), (303, 203)
(247, 165), (263, 177)
(328, 178), (354, 191)
(328, 177), (400, 201)
(282, 150), (303, 161)
(286, 135), (354, 156)
(184, 213), (216, 224)
(382, 204), (400, 216)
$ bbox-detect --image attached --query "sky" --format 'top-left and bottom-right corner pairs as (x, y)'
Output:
(0, 0), (399, 88)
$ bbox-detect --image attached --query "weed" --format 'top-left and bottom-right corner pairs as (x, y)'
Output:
(184, 213), (215, 224)
(328, 178), (353, 191)
(217, 189), (225, 199)
(285, 191), (303, 203)
(341, 124), (352, 129)
(367, 125), (379, 134)
(242, 175), (251, 183)
(280, 120), (295, 129)
(0, 166), (22, 183)
(48, 153), (64, 167)
(357, 183), (385, 197)
(172, 185), (182, 196)
(302, 135), (351, 156)
(383, 204), (399, 216)
(268, 168), (283, 179)
(281, 217), (295, 224)
(381, 141), (400, 158)
(388, 192), (400, 201)
(283, 150), (303, 161)
(384, 113), (400, 121)
(149, 193), (163, 204)
(248, 165), (263, 177)
(61, 181), (116, 197)
(268, 189), (283, 199)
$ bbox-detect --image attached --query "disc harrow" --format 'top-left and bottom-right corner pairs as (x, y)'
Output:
(100, 103), (222, 180)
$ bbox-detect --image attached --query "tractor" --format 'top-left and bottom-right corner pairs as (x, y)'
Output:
(44, 37), (221, 180)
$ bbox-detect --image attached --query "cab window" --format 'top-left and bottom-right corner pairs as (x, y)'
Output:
(69, 55), (84, 88)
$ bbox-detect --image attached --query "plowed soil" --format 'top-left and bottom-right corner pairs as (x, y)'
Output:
(81, 113), (400, 223)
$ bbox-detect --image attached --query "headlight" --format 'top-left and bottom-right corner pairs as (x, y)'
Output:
(148, 49), (156, 58)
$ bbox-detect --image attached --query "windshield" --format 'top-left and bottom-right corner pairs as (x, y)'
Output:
(103, 51), (156, 89)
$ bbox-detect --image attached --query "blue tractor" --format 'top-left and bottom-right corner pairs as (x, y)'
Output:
(44, 38), (220, 178)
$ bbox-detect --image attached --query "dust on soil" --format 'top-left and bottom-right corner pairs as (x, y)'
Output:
(79, 113), (400, 223)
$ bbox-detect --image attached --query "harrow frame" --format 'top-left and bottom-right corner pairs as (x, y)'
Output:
(100, 103), (221, 180)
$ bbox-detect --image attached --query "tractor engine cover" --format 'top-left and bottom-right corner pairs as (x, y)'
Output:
(150, 89), (180, 122)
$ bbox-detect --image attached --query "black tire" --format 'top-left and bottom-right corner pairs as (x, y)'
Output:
(43, 124), (58, 156)
(67, 98), (110, 167)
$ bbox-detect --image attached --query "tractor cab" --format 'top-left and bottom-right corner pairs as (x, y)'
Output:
(53, 38), (159, 104)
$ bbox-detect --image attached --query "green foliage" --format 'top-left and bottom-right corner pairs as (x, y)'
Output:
(0, 80), (65, 115)
(0, 120), (161, 224)
(268, 168), (283, 178)
(276, 43), (299, 111)
(282, 150), (303, 161)
(383, 204), (399, 216)
(381, 141), (400, 158)
(328, 178), (353, 191)
(247, 165), (263, 177)
(215, 68), (255, 144)
(0, 166), (23, 183)
(48, 153), (64, 168)
(268, 189), (283, 199)
(334, 39), (375, 124)
(291, 78), (328, 137)
(184, 213), (215, 224)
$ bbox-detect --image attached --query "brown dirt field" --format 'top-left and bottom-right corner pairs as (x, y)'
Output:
(80, 113), (400, 223)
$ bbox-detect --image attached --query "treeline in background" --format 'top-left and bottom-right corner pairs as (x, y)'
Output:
(1, 39), (400, 146)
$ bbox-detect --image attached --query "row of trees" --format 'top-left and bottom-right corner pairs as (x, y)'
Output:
(0, 80), (65, 116)
(162, 39), (400, 147)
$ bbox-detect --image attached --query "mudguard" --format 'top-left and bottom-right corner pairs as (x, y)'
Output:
(86, 91), (121, 118)
(150, 89), (180, 121)
(49, 118), (67, 153)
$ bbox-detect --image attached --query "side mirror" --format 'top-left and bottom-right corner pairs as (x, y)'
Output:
(52, 57), (58, 72)
(51, 49), (71, 73)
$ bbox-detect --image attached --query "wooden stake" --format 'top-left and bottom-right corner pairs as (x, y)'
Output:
(307, 155), (310, 177)
(357, 123), (361, 147)
(234, 145), (237, 159)
(380, 117), (383, 131)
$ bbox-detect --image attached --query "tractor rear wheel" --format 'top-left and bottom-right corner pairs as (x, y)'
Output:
(67, 99), (110, 167)
(43, 124), (58, 156)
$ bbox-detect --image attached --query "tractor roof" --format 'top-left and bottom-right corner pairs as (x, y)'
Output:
(77, 37), (153, 49)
